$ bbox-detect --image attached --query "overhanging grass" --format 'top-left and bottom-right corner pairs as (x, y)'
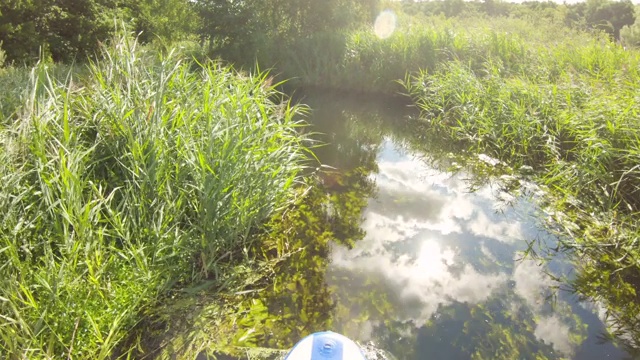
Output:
(0, 33), (308, 358)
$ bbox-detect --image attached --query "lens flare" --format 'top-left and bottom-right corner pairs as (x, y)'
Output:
(374, 10), (396, 39)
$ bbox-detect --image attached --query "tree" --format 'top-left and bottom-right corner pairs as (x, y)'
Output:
(621, 21), (640, 47)
(565, 0), (635, 40)
(0, 0), (197, 63)
(127, 0), (198, 45)
(0, 0), (125, 63)
(44, 0), (119, 61)
(443, 0), (465, 18)
(0, 0), (45, 63)
(482, 0), (510, 17)
(589, 0), (635, 40)
(196, 0), (378, 61)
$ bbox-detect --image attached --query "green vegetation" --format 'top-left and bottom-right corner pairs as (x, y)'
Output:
(564, 0), (635, 40)
(254, 15), (594, 93)
(3, 0), (640, 358)
(399, 13), (640, 356)
(0, 0), (198, 63)
(189, 92), (590, 360)
(132, 170), (375, 358)
(0, 33), (307, 357)
(134, 91), (383, 359)
(0, 41), (5, 66)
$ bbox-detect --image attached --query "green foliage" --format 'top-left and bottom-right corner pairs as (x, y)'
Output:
(256, 15), (595, 94)
(173, 91), (593, 360)
(195, 0), (262, 61)
(565, 0), (635, 40)
(587, 0), (635, 39)
(404, 49), (640, 211)
(2, 0), (640, 355)
(0, 67), (29, 124)
(135, 171), (376, 358)
(0, 0), (42, 63)
(0, 41), (5, 67)
(0, 0), (198, 64)
(400, 16), (640, 352)
(195, 0), (378, 63)
(130, 0), (199, 45)
(0, 0), (125, 63)
(569, 219), (640, 354)
(0, 32), (308, 358)
(620, 20), (640, 47)
(0, 63), (76, 126)
(135, 91), (386, 359)
(399, 0), (561, 20)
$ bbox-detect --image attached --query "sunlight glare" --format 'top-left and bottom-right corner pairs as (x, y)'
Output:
(374, 10), (396, 39)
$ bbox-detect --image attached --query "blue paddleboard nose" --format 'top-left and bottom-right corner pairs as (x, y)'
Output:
(285, 331), (367, 360)
(316, 334), (339, 357)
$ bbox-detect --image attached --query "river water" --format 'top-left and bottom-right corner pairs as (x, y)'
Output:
(273, 90), (631, 360)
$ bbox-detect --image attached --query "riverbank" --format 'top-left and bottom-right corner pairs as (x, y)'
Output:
(246, 14), (600, 94)
(398, 18), (640, 354)
(0, 33), (309, 358)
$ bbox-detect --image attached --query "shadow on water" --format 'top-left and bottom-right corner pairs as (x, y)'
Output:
(142, 90), (638, 359)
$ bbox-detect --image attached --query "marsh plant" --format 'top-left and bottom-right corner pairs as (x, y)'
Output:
(251, 14), (607, 94)
(0, 33), (308, 358)
(401, 20), (640, 351)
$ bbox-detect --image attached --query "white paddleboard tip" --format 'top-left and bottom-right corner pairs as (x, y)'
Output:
(285, 331), (367, 360)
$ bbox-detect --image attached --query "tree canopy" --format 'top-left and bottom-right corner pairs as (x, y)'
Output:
(564, 0), (635, 40)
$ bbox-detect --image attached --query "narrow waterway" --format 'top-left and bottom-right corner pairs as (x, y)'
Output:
(274, 90), (629, 359)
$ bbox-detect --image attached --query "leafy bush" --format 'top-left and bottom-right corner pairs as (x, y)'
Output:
(620, 21), (640, 47)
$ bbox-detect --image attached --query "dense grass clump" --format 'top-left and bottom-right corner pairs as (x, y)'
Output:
(0, 34), (307, 358)
(403, 41), (640, 218)
(0, 67), (27, 124)
(1, 63), (77, 127)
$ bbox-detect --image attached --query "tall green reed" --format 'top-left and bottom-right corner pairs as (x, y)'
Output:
(404, 59), (640, 213)
(0, 32), (308, 358)
(0, 67), (27, 125)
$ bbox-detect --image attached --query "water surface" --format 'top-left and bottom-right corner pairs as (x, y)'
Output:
(250, 90), (630, 359)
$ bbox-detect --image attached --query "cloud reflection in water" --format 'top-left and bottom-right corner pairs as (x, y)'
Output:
(328, 140), (582, 357)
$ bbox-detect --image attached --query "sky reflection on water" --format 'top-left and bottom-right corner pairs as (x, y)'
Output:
(327, 140), (625, 359)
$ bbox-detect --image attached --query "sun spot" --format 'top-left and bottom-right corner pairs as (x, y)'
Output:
(374, 10), (397, 39)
